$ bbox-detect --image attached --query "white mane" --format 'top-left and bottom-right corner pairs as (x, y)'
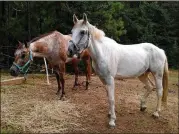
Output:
(88, 24), (105, 40)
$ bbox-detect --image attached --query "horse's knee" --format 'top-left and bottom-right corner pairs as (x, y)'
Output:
(108, 99), (115, 105)
(156, 88), (163, 97)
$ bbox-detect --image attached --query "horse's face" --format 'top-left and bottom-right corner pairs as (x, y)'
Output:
(68, 13), (90, 57)
(10, 42), (29, 76)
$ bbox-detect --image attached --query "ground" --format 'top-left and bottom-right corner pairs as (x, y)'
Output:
(1, 70), (178, 133)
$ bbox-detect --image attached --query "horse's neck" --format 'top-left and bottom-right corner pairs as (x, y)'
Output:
(30, 34), (68, 64)
(29, 42), (51, 58)
(63, 35), (72, 51)
(88, 37), (104, 63)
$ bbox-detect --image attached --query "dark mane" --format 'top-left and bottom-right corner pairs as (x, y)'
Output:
(27, 31), (57, 46)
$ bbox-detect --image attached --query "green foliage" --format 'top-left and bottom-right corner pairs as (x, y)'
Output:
(120, 1), (179, 68)
(92, 2), (126, 41)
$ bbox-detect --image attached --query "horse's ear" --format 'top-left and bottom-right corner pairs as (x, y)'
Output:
(18, 41), (22, 45)
(24, 42), (28, 48)
(73, 14), (79, 24)
(83, 13), (88, 24)
(17, 41), (23, 49)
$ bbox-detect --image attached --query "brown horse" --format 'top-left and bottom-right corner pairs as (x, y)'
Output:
(10, 31), (91, 100)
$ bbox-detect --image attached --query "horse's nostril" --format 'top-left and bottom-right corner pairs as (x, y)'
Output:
(10, 69), (14, 75)
(10, 69), (17, 76)
(69, 49), (73, 56)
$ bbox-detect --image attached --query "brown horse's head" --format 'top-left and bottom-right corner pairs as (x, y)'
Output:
(10, 41), (32, 76)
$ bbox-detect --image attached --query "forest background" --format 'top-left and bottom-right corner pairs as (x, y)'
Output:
(0, 1), (178, 71)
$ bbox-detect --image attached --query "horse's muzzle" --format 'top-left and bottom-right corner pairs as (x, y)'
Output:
(67, 49), (73, 57)
(67, 40), (75, 57)
(10, 65), (19, 77)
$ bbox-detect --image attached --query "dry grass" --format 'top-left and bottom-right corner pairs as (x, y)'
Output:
(1, 70), (178, 133)
(1, 74), (82, 133)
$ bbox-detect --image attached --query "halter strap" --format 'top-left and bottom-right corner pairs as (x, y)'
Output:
(69, 28), (91, 53)
(13, 50), (33, 76)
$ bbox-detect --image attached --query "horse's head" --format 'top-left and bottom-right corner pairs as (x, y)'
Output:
(10, 41), (32, 76)
(68, 13), (91, 58)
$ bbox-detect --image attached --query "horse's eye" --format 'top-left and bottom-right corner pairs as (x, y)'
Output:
(21, 54), (25, 59)
(80, 30), (85, 35)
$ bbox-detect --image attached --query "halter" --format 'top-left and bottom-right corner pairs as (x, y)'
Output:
(13, 50), (33, 76)
(69, 28), (91, 53)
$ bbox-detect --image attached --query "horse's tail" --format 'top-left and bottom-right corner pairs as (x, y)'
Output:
(162, 58), (169, 106)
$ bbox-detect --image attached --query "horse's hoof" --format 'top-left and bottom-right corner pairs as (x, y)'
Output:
(152, 112), (159, 118)
(56, 92), (60, 95)
(109, 120), (115, 128)
(72, 87), (78, 90)
(60, 97), (65, 101)
(59, 95), (66, 101)
(85, 87), (90, 90)
(140, 106), (147, 112)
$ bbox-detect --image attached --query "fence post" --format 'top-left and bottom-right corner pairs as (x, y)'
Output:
(43, 57), (50, 85)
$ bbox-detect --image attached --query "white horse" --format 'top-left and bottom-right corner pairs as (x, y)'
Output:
(67, 13), (169, 127)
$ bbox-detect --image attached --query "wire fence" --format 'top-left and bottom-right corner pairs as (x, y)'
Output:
(0, 46), (15, 69)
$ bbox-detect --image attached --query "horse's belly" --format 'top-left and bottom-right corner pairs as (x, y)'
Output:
(116, 66), (147, 78)
(116, 53), (149, 78)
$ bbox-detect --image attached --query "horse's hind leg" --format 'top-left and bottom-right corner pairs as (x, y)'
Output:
(152, 73), (163, 118)
(138, 72), (153, 111)
(84, 57), (91, 90)
(72, 59), (80, 89)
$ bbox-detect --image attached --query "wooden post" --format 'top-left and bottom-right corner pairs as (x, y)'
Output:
(44, 57), (50, 85)
(1, 77), (26, 86)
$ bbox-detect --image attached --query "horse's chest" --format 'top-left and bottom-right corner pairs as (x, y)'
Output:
(92, 60), (110, 77)
(47, 53), (60, 65)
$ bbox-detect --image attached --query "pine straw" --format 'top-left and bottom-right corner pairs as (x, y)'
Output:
(1, 77), (82, 133)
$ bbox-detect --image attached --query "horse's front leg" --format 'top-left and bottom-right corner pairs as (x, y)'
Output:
(59, 62), (65, 100)
(54, 71), (61, 95)
(105, 77), (116, 127)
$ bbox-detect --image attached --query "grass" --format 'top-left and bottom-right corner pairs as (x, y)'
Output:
(1, 74), (81, 133)
(169, 70), (178, 84)
(1, 123), (23, 134)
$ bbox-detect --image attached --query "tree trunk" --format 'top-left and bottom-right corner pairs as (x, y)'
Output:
(27, 1), (31, 40)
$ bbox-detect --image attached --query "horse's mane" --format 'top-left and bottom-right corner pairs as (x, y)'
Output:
(28, 31), (57, 45)
(89, 24), (105, 40)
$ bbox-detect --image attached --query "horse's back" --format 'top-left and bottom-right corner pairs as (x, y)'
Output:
(122, 42), (166, 72)
(115, 43), (166, 77)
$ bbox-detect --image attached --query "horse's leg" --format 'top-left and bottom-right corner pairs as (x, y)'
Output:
(106, 77), (116, 127)
(72, 59), (80, 89)
(152, 73), (163, 118)
(148, 75), (155, 87)
(59, 62), (65, 100)
(138, 73), (153, 111)
(84, 58), (91, 90)
(54, 71), (61, 95)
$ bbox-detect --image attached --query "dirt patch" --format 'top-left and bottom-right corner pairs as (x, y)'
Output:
(1, 73), (178, 133)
